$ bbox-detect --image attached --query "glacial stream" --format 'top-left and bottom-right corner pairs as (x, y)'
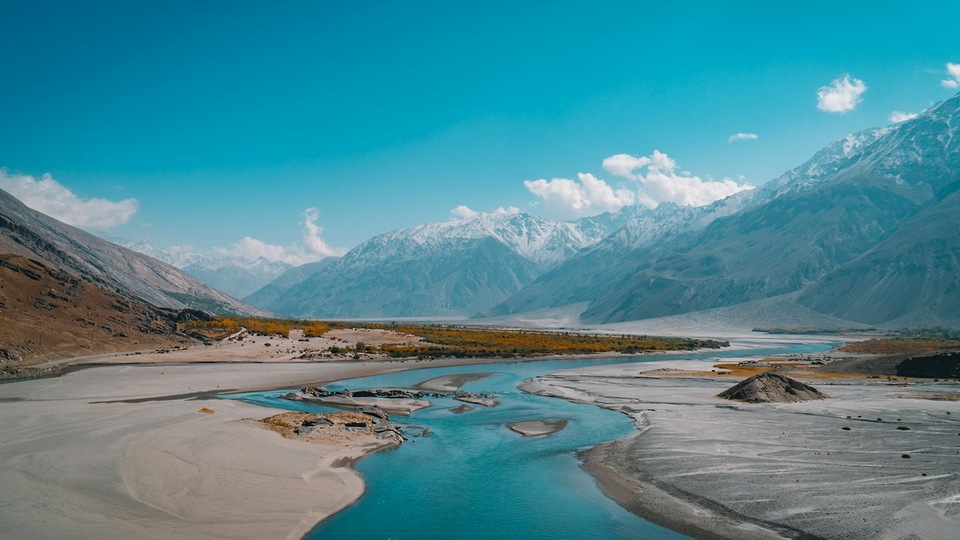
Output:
(229, 342), (829, 539)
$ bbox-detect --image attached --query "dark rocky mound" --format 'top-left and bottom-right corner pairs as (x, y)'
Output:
(818, 349), (960, 379)
(896, 350), (960, 379)
(717, 372), (829, 402)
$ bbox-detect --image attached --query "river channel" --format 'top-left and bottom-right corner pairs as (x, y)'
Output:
(228, 341), (829, 539)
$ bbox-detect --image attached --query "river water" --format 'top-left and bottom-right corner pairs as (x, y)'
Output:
(229, 341), (828, 539)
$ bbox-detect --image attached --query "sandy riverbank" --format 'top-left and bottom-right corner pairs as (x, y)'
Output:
(0, 344), (536, 540)
(522, 359), (960, 539)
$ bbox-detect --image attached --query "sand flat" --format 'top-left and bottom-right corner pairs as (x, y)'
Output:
(524, 360), (960, 540)
(0, 360), (436, 540)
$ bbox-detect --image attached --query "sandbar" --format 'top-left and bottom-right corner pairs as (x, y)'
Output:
(506, 419), (569, 437)
(416, 372), (493, 392)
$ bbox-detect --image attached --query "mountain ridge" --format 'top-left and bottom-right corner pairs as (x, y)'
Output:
(246, 210), (632, 318)
(0, 187), (267, 317)
(490, 92), (960, 326)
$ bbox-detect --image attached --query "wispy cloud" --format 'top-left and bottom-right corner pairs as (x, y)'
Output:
(450, 205), (519, 220)
(816, 74), (867, 113)
(602, 151), (753, 208)
(728, 133), (758, 143)
(0, 169), (138, 228)
(942, 62), (960, 89)
(524, 173), (635, 219)
(889, 111), (918, 123)
(215, 207), (344, 265)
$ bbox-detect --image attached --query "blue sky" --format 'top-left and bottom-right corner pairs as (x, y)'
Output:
(1, 1), (959, 263)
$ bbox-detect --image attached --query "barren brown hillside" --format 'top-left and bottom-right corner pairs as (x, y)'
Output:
(0, 254), (191, 376)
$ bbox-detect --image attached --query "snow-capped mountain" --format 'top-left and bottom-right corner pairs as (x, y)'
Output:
(246, 211), (626, 318)
(346, 211), (611, 268)
(491, 92), (960, 326)
(108, 239), (292, 299)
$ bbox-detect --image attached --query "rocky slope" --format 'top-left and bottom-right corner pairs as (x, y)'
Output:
(0, 254), (194, 371)
(0, 187), (267, 317)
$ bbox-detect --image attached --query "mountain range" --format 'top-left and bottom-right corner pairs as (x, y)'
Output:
(247, 92), (960, 327)
(244, 211), (632, 318)
(4, 94), (958, 334)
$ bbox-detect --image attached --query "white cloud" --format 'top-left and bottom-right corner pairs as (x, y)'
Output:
(0, 169), (138, 228)
(451, 205), (479, 219)
(524, 172), (635, 218)
(300, 207), (341, 259)
(215, 207), (344, 265)
(728, 133), (758, 143)
(889, 111), (918, 123)
(942, 62), (960, 89)
(816, 74), (867, 113)
(602, 151), (753, 208)
(451, 205), (519, 220)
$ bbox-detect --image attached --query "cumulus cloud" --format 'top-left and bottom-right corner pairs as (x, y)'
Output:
(0, 169), (138, 228)
(942, 63), (960, 89)
(728, 133), (759, 143)
(889, 111), (918, 123)
(215, 207), (344, 265)
(816, 74), (867, 113)
(451, 205), (478, 219)
(524, 173), (635, 218)
(602, 151), (753, 208)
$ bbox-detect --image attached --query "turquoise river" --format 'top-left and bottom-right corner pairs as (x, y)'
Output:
(228, 341), (828, 539)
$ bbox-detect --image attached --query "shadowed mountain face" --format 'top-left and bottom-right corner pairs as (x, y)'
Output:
(490, 92), (960, 326)
(0, 188), (267, 317)
(797, 188), (960, 325)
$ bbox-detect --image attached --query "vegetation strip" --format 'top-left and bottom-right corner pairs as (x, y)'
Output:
(180, 317), (729, 358)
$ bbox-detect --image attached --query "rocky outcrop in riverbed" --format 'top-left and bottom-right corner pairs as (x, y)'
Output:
(259, 410), (404, 446)
(284, 386), (501, 413)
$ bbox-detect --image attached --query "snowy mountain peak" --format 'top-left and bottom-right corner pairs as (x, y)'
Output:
(760, 92), (960, 202)
(353, 211), (615, 268)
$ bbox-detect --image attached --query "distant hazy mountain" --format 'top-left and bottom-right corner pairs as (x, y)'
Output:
(109, 239), (292, 299)
(0, 188), (268, 317)
(243, 258), (339, 309)
(246, 211), (625, 318)
(493, 92), (960, 326)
